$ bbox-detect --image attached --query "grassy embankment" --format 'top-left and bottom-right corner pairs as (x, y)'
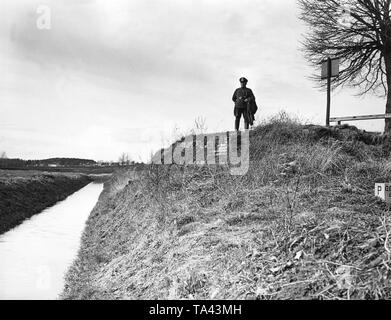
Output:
(0, 170), (92, 234)
(63, 115), (391, 300)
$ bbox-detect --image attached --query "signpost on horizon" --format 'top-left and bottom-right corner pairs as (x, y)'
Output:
(321, 57), (340, 126)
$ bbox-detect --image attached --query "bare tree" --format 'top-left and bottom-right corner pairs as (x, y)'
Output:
(0, 151), (7, 159)
(118, 153), (131, 166)
(299, 0), (391, 132)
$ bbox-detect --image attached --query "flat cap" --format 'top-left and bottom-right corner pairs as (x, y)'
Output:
(239, 77), (248, 83)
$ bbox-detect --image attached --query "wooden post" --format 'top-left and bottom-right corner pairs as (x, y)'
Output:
(326, 57), (332, 127)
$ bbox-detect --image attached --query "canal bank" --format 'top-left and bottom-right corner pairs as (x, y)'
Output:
(0, 182), (104, 299)
(61, 124), (391, 300)
(0, 171), (92, 235)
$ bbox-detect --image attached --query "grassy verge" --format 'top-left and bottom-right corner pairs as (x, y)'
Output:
(63, 115), (391, 300)
(0, 170), (92, 235)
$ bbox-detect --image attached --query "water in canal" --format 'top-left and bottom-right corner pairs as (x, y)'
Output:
(0, 182), (103, 300)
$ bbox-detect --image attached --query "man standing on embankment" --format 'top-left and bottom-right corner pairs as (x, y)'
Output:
(232, 77), (258, 131)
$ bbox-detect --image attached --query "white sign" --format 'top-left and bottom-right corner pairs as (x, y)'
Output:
(375, 183), (391, 203)
(321, 58), (340, 79)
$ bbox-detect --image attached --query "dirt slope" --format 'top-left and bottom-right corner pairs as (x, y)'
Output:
(63, 117), (391, 300)
(0, 171), (91, 235)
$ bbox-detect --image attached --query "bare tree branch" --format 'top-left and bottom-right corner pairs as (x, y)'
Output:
(299, 0), (391, 131)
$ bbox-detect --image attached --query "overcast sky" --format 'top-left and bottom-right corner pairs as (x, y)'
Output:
(0, 0), (387, 161)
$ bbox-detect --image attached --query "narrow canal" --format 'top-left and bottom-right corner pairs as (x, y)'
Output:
(0, 182), (103, 300)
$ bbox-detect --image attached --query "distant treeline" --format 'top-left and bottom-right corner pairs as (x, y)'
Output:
(0, 157), (98, 168)
(0, 157), (146, 170)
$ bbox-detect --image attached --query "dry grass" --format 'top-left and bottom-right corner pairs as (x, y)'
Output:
(63, 115), (391, 300)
